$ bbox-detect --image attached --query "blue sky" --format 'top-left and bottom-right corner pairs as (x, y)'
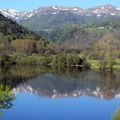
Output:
(0, 0), (120, 11)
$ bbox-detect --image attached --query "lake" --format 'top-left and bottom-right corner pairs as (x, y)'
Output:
(0, 66), (120, 120)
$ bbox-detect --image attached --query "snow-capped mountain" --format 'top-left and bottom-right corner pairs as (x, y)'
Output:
(0, 9), (33, 22)
(0, 4), (120, 23)
(84, 4), (120, 17)
(0, 6), (83, 23)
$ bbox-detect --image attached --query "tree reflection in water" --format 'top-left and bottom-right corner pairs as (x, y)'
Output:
(0, 65), (119, 119)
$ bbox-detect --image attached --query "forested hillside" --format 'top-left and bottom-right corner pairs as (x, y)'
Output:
(37, 24), (120, 49)
(0, 13), (41, 40)
(1, 5), (120, 50)
(0, 13), (51, 60)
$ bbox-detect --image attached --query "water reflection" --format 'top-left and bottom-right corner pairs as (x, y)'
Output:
(0, 66), (120, 120)
(12, 71), (120, 99)
(0, 66), (120, 100)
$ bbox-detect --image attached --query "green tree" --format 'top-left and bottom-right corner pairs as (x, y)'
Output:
(0, 84), (14, 109)
(92, 34), (119, 71)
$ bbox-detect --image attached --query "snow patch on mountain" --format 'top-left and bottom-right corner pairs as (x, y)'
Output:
(0, 5), (120, 23)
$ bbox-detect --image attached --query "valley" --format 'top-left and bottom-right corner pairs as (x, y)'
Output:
(0, 5), (120, 70)
(0, 2), (120, 120)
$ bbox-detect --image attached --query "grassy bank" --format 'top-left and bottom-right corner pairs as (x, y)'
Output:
(0, 53), (120, 70)
(0, 53), (89, 69)
(87, 59), (120, 70)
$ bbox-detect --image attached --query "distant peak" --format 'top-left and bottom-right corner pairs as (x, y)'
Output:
(104, 4), (114, 7)
(52, 6), (58, 10)
(44, 6), (82, 10)
(103, 4), (116, 8)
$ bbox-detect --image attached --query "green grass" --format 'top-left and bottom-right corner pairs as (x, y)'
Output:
(115, 59), (120, 64)
(114, 59), (120, 69)
(87, 60), (100, 69)
(113, 108), (120, 120)
(87, 59), (120, 70)
(84, 28), (110, 34)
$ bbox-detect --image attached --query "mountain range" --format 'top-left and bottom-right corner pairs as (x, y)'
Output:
(0, 4), (120, 30)
(0, 4), (120, 23)
(0, 4), (120, 50)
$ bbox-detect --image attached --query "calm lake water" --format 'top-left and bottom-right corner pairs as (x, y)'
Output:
(0, 66), (120, 120)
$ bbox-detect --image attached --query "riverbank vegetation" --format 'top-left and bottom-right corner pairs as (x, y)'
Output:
(0, 84), (14, 109)
(0, 84), (14, 118)
(0, 52), (90, 69)
(0, 37), (120, 71)
(113, 108), (120, 120)
(0, 34), (120, 71)
(0, 13), (120, 71)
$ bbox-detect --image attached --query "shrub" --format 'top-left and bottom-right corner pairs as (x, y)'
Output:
(113, 108), (120, 120)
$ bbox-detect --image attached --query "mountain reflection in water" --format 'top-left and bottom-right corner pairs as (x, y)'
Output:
(0, 65), (120, 100)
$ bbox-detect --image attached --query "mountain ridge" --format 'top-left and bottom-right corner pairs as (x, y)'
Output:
(0, 4), (120, 23)
(0, 13), (37, 39)
(0, 4), (120, 50)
